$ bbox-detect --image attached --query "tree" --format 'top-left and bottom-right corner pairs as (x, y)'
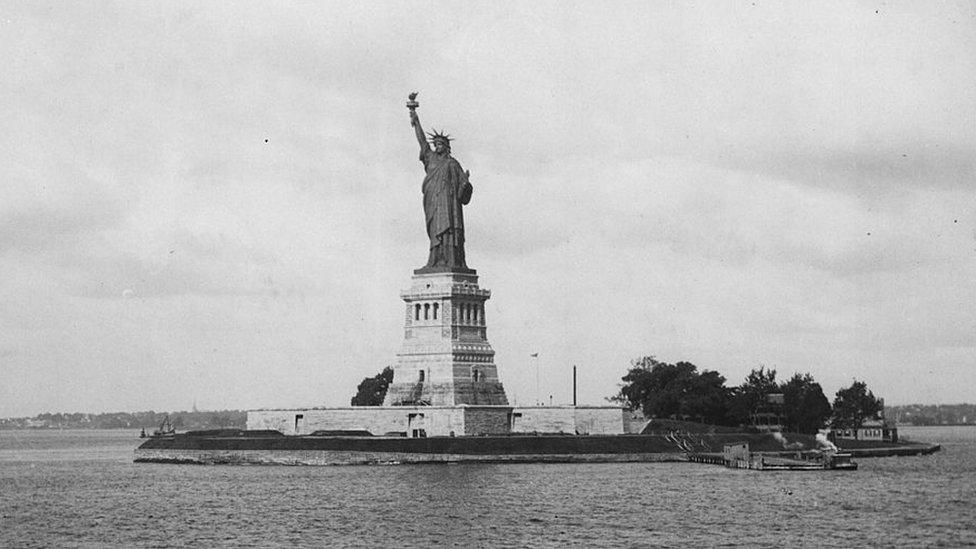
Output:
(680, 369), (731, 425)
(610, 356), (662, 411)
(612, 356), (731, 424)
(781, 373), (832, 434)
(831, 380), (883, 430)
(728, 367), (778, 426)
(351, 366), (395, 406)
(613, 357), (694, 418)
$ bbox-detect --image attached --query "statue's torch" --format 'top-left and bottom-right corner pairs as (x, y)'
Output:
(407, 92), (420, 127)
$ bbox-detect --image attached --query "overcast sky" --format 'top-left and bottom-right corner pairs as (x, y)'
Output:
(1, 2), (974, 417)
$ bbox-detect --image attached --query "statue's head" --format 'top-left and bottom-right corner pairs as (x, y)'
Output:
(433, 139), (450, 154)
(427, 130), (452, 154)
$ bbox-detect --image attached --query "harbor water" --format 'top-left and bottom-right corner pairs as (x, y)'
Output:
(1, 426), (974, 547)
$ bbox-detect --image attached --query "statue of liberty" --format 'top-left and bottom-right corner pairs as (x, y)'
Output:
(407, 93), (473, 272)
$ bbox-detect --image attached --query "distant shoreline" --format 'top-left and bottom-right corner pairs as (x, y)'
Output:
(0, 410), (247, 431)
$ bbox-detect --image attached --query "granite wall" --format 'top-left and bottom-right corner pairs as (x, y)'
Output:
(248, 407), (465, 436)
(247, 406), (517, 437)
(463, 407), (511, 435)
(510, 406), (626, 435)
(247, 405), (627, 437)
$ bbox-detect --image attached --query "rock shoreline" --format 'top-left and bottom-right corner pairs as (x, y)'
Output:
(133, 431), (940, 466)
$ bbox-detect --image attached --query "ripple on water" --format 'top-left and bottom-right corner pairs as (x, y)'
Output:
(1, 429), (975, 547)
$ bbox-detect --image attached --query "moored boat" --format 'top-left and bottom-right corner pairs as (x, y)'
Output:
(717, 442), (858, 471)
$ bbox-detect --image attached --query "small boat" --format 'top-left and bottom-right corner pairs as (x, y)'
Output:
(150, 416), (176, 437)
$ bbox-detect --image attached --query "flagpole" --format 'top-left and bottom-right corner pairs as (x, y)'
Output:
(531, 353), (540, 406)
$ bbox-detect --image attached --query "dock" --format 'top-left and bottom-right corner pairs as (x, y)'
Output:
(688, 443), (858, 471)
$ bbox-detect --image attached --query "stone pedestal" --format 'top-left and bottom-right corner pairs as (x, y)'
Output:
(383, 269), (509, 406)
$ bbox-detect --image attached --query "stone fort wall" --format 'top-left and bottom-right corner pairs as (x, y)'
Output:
(247, 405), (626, 437)
(512, 407), (627, 435)
(248, 407), (465, 436)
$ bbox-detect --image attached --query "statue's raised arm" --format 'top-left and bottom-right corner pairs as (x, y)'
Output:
(406, 92), (429, 155)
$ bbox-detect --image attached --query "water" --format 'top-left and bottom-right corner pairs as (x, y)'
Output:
(1, 427), (974, 548)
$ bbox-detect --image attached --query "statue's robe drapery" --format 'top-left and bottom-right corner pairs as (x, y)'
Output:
(420, 148), (472, 269)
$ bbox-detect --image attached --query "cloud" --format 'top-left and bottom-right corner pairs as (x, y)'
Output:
(0, 165), (131, 254)
(0, 201), (117, 254)
(58, 243), (286, 300)
(2, 2), (976, 415)
(473, 155), (962, 279)
(712, 142), (976, 199)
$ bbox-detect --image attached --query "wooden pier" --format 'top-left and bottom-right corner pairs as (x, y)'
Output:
(688, 443), (858, 471)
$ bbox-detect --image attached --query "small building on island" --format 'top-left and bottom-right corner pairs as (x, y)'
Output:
(831, 419), (898, 443)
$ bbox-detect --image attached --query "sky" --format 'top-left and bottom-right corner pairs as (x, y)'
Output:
(1, 1), (974, 417)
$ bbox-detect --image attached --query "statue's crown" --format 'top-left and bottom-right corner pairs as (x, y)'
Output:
(426, 129), (453, 142)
